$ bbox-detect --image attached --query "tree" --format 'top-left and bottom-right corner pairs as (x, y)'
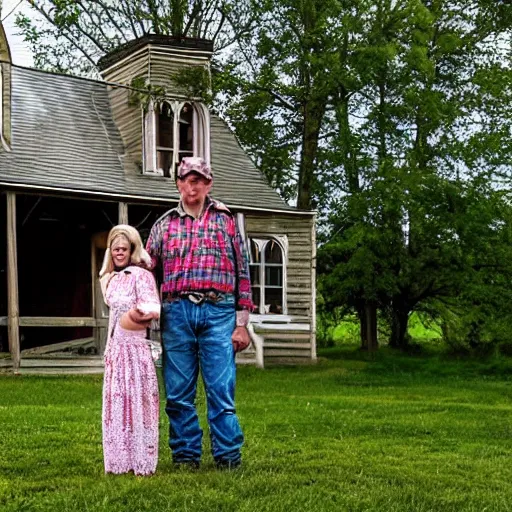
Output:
(16, 0), (255, 75)
(319, 0), (512, 349)
(214, 0), (347, 208)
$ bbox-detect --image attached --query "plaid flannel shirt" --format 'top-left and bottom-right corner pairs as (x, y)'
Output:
(145, 197), (253, 324)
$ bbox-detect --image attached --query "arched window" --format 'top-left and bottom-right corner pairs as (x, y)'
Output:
(178, 102), (194, 163)
(249, 237), (286, 315)
(156, 102), (174, 177)
(143, 100), (209, 178)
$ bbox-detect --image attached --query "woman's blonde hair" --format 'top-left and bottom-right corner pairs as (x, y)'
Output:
(99, 224), (152, 277)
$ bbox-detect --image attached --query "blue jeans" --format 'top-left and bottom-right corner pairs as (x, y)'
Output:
(161, 295), (243, 465)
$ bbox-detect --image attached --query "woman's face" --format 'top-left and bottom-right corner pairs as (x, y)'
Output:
(111, 236), (131, 268)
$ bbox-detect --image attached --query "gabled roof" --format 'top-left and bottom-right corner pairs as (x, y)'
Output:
(0, 65), (298, 213)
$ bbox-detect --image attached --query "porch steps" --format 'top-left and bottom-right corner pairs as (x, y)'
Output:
(251, 319), (313, 364)
(0, 355), (104, 375)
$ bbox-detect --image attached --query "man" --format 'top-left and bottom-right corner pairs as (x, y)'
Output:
(146, 156), (253, 470)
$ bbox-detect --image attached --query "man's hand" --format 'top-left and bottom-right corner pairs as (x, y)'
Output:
(232, 326), (251, 353)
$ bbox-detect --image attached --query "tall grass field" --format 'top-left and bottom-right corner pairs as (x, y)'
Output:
(1, 346), (511, 511)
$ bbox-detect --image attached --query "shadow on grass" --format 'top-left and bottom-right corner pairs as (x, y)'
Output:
(317, 343), (512, 382)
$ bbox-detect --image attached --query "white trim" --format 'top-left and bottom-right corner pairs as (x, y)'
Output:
(143, 100), (162, 176)
(145, 100), (210, 177)
(149, 46), (212, 60)
(195, 102), (211, 164)
(310, 214), (317, 360)
(236, 212), (247, 242)
(193, 107), (199, 156)
(276, 235), (289, 315)
(0, 63), (11, 152)
(250, 238), (268, 316)
(251, 238), (267, 254)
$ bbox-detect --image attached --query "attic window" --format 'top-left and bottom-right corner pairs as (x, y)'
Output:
(178, 103), (193, 162)
(143, 101), (209, 178)
(156, 103), (175, 176)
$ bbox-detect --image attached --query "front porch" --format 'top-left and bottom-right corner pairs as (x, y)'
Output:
(0, 190), (169, 371)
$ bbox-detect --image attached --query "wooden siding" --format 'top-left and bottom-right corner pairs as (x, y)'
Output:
(246, 213), (314, 319)
(245, 213), (316, 364)
(148, 47), (209, 93)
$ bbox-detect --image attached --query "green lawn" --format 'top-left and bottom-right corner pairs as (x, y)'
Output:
(1, 347), (511, 511)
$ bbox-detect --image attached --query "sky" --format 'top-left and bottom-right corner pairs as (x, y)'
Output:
(1, 0), (34, 67)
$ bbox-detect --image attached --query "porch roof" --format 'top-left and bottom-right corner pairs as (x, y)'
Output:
(0, 65), (298, 213)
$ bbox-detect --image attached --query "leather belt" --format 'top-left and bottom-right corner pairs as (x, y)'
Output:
(163, 291), (225, 305)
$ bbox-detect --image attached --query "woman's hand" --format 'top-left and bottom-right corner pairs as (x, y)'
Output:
(119, 309), (156, 330)
(132, 309), (159, 323)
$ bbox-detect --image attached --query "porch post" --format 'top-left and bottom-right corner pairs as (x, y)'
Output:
(118, 202), (128, 224)
(310, 214), (317, 361)
(6, 191), (20, 371)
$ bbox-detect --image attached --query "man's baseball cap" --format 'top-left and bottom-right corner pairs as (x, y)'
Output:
(177, 157), (213, 181)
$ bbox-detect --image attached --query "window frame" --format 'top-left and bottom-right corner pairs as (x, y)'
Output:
(248, 235), (288, 316)
(142, 100), (210, 178)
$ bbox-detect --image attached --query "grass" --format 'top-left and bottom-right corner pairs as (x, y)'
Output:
(1, 346), (512, 511)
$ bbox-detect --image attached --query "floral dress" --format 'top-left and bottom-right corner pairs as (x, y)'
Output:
(102, 265), (160, 476)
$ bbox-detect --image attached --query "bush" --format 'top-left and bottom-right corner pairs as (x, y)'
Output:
(441, 306), (512, 355)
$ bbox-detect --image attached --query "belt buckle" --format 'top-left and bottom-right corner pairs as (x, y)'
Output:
(187, 292), (205, 305)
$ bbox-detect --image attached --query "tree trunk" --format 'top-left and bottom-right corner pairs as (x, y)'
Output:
(389, 305), (410, 349)
(365, 302), (378, 351)
(359, 305), (368, 349)
(297, 99), (326, 210)
(359, 302), (378, 351)
(296, 4), (328, 211)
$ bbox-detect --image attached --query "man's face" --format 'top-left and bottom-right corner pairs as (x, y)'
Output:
(177, 172), (212, 208)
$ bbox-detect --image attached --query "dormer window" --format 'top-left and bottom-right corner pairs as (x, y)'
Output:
(178, 103), (194, 162)
(143, 100), (209, 178)
(156, 102), (174, 176)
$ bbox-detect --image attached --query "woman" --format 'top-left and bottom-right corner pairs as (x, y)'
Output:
(99, 225), (161, 476)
